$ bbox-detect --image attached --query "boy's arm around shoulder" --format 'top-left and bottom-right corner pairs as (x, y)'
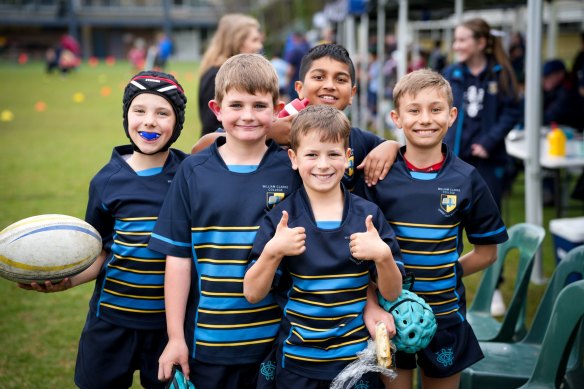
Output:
(354, 127), (400, 186)
(191, 132), (223, 154)
(243, 210), (306, 304)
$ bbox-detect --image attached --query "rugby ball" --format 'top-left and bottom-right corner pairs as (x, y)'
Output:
(0, 214), (102, 283)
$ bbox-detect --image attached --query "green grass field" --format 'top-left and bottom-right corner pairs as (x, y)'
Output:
(0, 59), (581, 387)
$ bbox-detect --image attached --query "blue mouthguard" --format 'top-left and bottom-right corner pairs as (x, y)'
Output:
(139, 132), (161, 140)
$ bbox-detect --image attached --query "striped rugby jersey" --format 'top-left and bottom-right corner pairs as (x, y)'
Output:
(364, 144), (508, 329)
(248, 186), (403, 380)
(149, 138), (302, 365)
(85, 145), (187, 330)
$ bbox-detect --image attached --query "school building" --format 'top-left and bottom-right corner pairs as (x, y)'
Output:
(0, 0), (221, 61)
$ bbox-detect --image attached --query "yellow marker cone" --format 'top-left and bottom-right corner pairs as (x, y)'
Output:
(73, 92), (85, 103)
(1, 110), (14, 122)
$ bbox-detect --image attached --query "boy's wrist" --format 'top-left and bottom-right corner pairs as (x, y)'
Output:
(264, 239), (285, 263)
(373, 246), (393, 264)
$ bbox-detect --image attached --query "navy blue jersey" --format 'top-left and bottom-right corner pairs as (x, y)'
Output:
(85, 145), (187, 330)
(149, 138), (302, 365)
(344, 127), (384, 194)
(248, 186), (403, 380)
(363, 145), (508, 329)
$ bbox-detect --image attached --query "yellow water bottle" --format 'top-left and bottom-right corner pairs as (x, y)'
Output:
(547, 122), (566, 157)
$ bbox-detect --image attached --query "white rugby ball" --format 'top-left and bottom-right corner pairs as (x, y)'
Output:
(0, 214), (102, 284)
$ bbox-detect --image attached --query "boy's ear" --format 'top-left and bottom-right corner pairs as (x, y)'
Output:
(390, 110), (401, 129)
(448, 106), (458, 127)
(348, 85), (357, 106)
(288, 148), (299, 170)
(208, 100), (221, 120)
(294, 80), (304, 99)
(274, 100), (286, 119)
(344, 148), (351, 169)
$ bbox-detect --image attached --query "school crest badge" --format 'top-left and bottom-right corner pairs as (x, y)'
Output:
(440, 194), (457, 213)
(345, 149), (355, 179)
(266, 192), (285, 210)
(488, 81), (498, 95)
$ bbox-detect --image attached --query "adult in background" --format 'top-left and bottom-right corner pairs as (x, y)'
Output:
(153, 32), (173, 71)
(284, 30), (310, 99)
(542, 59), (584, 131)
(443, 18), (520, 318)
(570, 32), (584, 88)
(197, 14), (263, 136)
(428, 39), (447, 73)
(270, 45), (291, 101)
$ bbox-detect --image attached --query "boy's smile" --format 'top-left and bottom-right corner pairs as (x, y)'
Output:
(127, 93), (175, 154)
(295, 57), (356, 111)
(289, 131), (349, 198)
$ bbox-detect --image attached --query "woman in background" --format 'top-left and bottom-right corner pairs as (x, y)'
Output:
(197, 14), (263, 136)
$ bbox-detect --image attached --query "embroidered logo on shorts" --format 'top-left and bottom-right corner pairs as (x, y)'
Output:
(354, 379), (370, 389)
(435, 347), (454, 367)
(260, 360), (276, 381)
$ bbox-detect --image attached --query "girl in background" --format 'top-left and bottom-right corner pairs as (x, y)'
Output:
(197, 14), (263, 136)
(443, 18), (520, 317)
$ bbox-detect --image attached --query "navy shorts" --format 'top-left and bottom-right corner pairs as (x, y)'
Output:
(75, 313), (167, 389)
(256, 342), (384, 389)
(189, 359), (260, 389)
(273, 364), (384, 389)
(394, 320), (484, 378)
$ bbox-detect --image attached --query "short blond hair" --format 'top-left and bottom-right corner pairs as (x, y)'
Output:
(393, 69), (453, 111)
(214, 53), (280, 106)
(290, 105), (350, 150)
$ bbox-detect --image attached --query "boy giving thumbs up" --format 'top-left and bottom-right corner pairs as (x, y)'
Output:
(244, 105), (404, 388)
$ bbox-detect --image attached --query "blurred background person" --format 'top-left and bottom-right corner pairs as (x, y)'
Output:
(444, 17), (520, 211)
(443, 18), (521, 317)
(542, 58), (584, 131)
(127, 37), (146, 72)
(153, 32), (173, 71)
(270, 45), (291, 101)
(197, 13), (263, 136)
(508, 32), (526, 95)
(284, 30), (310, 100)
(428, 39), (447, 73)
(46, 33), (80, 75)
(570, 31), (584, 88)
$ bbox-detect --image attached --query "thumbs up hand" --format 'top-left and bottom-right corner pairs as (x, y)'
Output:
(349, 215), (391, 264)
(267, 211), (306, 257)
